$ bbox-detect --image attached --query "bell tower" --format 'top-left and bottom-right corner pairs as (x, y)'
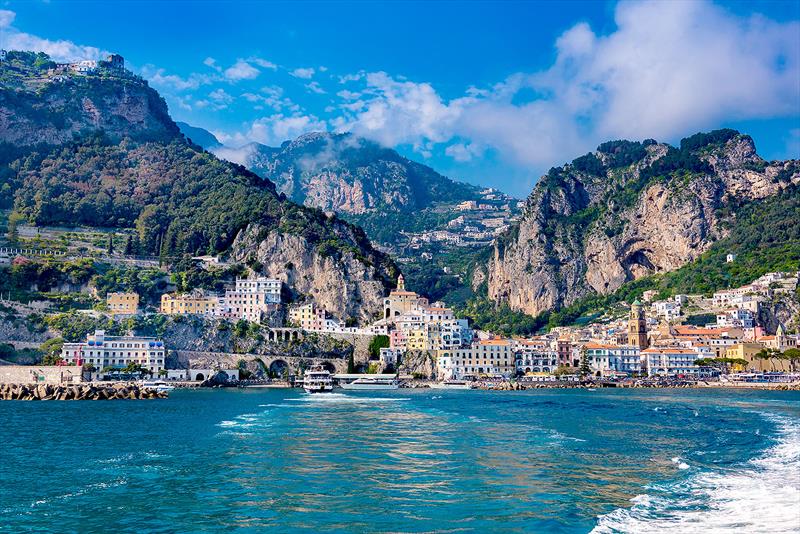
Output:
(628, 300), (648, 349)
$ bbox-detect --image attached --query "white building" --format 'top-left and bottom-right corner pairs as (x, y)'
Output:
(436, 339), (515, 379)
(583, 343), (642, 376)
(61, 330), (166, 374)
(224, 276), (281, 322)
(652, 300), (681, 321)
(716, 308), (755, 329)
(643, 347), (702, 377)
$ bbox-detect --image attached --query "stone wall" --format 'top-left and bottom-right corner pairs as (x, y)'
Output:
(0, 365), (83, 385)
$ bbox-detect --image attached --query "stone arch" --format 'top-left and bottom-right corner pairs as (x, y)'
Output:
(533, 367), (540, 373)
(269, 359), (289, 378)
(320, 361), (336, 373)
(525, 367), (531, 373)
(195, 372), (205, 381)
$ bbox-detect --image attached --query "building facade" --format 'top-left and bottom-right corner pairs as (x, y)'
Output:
(628, 300), (649, 349)
(61, 330), (166, 374)
(161, 290), (221, 316)
(107, 292), (139, 315)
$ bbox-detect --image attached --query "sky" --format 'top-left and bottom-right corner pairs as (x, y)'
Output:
(1, 0), (798, 196)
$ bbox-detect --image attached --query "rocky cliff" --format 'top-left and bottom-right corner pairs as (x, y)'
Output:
(219, 131), (479, 215)
(0, 51), (179, 146)
(487, 130), (800, 316)
(230, 225), (389, 323)
(0, 50), (397, 324)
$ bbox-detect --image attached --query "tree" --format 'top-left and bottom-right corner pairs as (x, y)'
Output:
(368, 335), (390, 359)
(107, 234), (114, 255)
(755, 348), (781, 371)
(347, 352), (356, 373)
(782, 348), (800, 372)
(579, 350), (591, 377)
(40, 337), (64, 364)
(6, 211), (22, 245)
(124, 235), (133, 255)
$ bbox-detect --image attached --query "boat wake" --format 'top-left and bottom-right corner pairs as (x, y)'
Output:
(592, 414), (800, 533)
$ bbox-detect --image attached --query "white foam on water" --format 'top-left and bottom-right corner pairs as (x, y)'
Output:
(592, 415), (800, 533)
(294, 393), (409, 404)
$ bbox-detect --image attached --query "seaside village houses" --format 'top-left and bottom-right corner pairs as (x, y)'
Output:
(61, 330), (166, 375)
(121, 269), (798, 381)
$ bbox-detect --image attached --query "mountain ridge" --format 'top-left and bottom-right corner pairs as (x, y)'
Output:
(482, 129), (800, 316)
(0, 50), (397, 323)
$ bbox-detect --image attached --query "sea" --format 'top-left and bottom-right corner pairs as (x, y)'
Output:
(1, 388), (798, 533)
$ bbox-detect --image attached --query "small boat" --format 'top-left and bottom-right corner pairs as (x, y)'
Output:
(430, 379), (472, 390)
(303, 366), (334, 393)
(340, 377), (399, 390)
(140, 380), (175, 393)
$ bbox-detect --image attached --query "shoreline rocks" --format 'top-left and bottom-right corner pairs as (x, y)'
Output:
(0, 382), (168, 400)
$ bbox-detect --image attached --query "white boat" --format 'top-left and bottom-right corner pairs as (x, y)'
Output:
(430, 380), (472, 390)
(303, 366), (334, 393)
(140, 380), (175, 393)
(340, 377), (399, 390)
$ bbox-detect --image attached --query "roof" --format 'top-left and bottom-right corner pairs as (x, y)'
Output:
(479, 339), (511, 346)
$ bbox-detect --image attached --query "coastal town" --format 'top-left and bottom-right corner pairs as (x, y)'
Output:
(2, 237), (798, 394)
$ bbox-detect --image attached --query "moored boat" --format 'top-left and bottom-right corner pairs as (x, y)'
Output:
(340, 377), (399, 390)
(140, 380), (175, 393)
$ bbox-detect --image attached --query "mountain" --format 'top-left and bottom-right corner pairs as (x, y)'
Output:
(176, 121), (221, 150)
(224, 132), (480, 215)
(483, 130), (800, 316)
(0, 51), (179, 147)
(0, 50), (397, 323)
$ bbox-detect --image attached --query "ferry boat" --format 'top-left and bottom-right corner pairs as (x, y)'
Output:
(303, 366), (334, 393)
(340, 376), (399, 390)
(430, 379), (472, 390)
(140, 380), (175, 393)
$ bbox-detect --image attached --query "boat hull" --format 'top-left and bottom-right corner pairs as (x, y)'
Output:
(303, 385), (334, 393)
(340, 383), (399, 390)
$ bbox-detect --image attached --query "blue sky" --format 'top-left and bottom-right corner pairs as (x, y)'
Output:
(1, 0), (799, 196)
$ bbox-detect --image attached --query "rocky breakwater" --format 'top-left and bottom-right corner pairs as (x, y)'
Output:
(0, 383), (168, 400)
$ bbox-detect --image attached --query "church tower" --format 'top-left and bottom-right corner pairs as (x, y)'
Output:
(397, 274), (405, 291)
(628, 299), (649, 349)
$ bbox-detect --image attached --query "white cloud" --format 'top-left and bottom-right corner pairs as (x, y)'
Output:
(290, 67), (315, 79)
(305, 81), (326, 94)
(0, 9), (15, 28)
(330, 0), (799, 177)
(141, 65), (216, 91)
(216, 113), (327, 148)
(203, 57), (222, 72)
(250, 57), (278, 70)
(0, 9), (108, 62)
(445, 142), (484, 162)
(249, 114), (327, 145)
(224, 59), (260, 81)
(211, 144), (258, 166)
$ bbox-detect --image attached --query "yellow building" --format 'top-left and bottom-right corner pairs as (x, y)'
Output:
(406, 328), (429, 351)
(288, 303), (325, 330)
(727, 342), (790, 372)
(160, 291), (219, 316)
(107, 292), (139, 315)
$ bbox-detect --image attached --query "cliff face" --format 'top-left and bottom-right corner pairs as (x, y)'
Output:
(0, 72), (179, 147)
(224, 132), (478, 215)
(230, 225), (389, 323)
(0, 50), (396, 324)
(487, 131), (800, 316)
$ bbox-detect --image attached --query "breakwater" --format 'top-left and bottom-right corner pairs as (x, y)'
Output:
(0, 383), (168, 400)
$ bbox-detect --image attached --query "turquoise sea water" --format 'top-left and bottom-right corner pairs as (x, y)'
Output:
(1, 388), (798, 533)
